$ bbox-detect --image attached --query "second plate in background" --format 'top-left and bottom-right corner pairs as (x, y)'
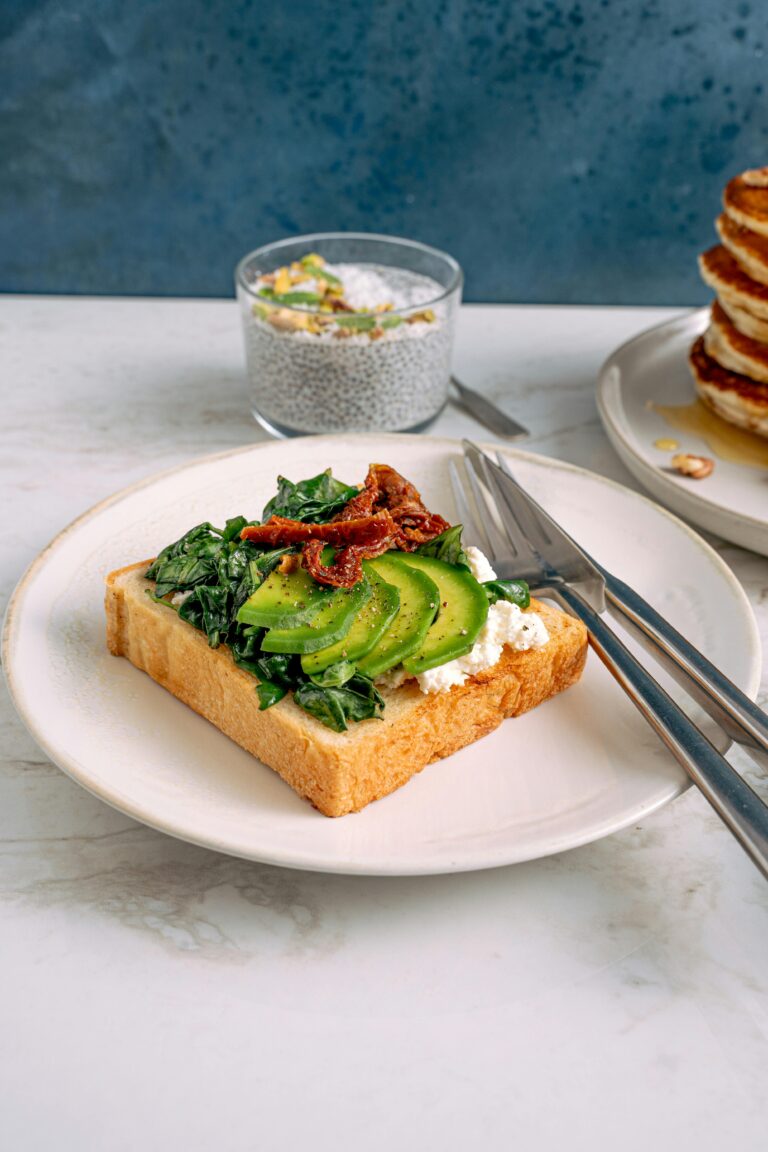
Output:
(597, 308), (768, 556)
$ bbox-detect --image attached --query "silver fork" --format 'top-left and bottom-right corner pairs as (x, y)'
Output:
(450, 445), (768, 879)
(491, 453), (768, 770)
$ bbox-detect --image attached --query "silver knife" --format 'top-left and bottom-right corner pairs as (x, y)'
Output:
(491, 451), (768, 771)
(450, 376), (529, 441)
(461, 440), (768, 878)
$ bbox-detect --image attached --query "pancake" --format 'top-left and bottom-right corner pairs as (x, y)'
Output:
(717, 294), (768, 343)
(716, 212), (768, 286)
(689, 335), (768, 438)
(705, 301), (768, 383)
(723, 169), (768, 238)
(698, 245), (768, 321)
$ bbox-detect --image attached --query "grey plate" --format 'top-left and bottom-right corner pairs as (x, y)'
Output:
(597, 308), (768, 557)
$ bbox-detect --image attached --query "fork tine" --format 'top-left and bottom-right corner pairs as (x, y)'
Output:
(462, 441), (547, 567)
(463, 454), (518, 562)
(448, 461), (494, 557)
(495, 453), (554, 550)
(472, 452), (537, 560)
(485, 460), (554, 557)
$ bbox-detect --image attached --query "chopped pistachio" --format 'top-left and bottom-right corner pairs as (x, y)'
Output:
(334, 314), (378, 331)
(252, 254), (437, 341)
(270, 291), (322, 307)
(303, 261), (341, 287)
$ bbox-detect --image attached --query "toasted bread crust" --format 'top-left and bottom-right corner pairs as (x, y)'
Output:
(105, 563), (588, 817)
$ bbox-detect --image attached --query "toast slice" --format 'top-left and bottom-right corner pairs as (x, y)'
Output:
(106, 563), (588, 817)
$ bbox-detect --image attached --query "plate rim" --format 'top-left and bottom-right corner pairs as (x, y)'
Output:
(3, 434), (762, 875)
(596, 306), (768, 535)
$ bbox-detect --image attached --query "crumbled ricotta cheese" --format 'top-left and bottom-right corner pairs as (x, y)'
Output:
(416, 600), (550, 695)
(375, 665), (413, 692)
(171, 591), (192, 607)
(464, 545), (497, 584)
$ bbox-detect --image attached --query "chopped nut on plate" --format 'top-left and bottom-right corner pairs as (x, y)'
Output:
(671, 453), (715, 479)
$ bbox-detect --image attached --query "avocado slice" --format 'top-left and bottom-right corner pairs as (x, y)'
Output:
(237, 563), (333, 630)
(387, 553), (489, 675)
(300, 567), (400, 674)
(356, 555), (440, 677)
(261, 576), (371, 654)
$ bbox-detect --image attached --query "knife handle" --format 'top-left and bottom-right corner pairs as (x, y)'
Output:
(556, 584), (768, 880)
(600, 568), (768, 772)
(450, 377), (530, 441)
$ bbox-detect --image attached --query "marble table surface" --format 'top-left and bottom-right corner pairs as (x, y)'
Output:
(2, 297), (767, 1151)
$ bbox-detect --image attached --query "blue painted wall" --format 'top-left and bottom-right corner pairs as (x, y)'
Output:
(1, 1), (765, 302)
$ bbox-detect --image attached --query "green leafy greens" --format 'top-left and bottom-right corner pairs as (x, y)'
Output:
(144, 471), (383, 732)
(261, 468), (359, 524)
(483, 579), (531, 609)
(294, 674), (384, 733)
(144, 473), (530, 733)
(414, 524), (470, 570)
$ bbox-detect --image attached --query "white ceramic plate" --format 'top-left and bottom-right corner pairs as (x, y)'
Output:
(597, 308), (768, 556)
(3, 435), (760, 875)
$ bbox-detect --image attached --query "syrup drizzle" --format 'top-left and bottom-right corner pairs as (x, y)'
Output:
(652, 400), (768, 470)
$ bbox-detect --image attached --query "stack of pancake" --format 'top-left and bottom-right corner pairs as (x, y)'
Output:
(693, 167), (768, 438)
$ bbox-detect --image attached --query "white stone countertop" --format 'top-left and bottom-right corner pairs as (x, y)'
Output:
(2, 297), (767, 1151)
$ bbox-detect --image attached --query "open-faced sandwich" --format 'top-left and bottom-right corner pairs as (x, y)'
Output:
(105, 464), (587, 815)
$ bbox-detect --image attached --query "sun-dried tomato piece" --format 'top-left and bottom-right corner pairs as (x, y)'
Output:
(333, 464), (450, 550)
(332, 469), (378, 521)
(301, 531), (397, 587)
(242, 465), (450, 588)
(241, 512), (395, 549)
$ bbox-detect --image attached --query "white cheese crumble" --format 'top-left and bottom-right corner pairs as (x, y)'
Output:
(375, 665), (412, 692)
(171, 591), (192, 607)
(464, 545), (497, 584)
(415, 600), (550, 695)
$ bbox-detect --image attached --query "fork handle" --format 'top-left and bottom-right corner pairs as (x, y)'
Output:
(556, 584), (768, 879)
(600, 568), (768, 771)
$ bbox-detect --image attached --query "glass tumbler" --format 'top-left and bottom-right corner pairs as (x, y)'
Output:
(235, 233), (462, 436)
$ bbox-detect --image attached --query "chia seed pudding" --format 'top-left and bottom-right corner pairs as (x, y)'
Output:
(236, 237), (462, 436)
